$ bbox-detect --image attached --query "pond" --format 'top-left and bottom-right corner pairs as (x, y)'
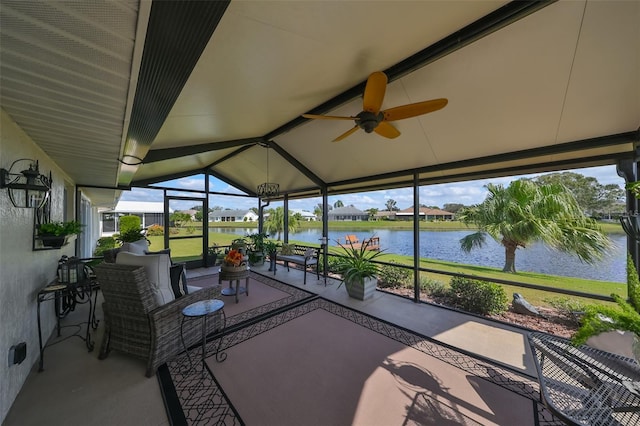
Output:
(210, 228), (627, 283)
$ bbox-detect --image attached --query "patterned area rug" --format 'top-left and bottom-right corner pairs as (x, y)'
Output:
(158, 281), (563, 425)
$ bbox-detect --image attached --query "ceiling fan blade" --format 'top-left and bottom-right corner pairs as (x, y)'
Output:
(383, 98), (448, 121)
(333, 125), (360, 142)
(302, 113), (355, 120)
(362, 71), (387, 114)
(374, 121), (401, 139)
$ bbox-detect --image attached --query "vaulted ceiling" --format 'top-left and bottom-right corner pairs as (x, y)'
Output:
(1, 1), (638, 207)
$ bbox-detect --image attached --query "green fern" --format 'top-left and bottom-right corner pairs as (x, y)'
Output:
(572, 294), (640, 345)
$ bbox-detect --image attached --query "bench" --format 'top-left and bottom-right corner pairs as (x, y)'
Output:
(337, 235), (381, 251)
(274, 244), (319, 285)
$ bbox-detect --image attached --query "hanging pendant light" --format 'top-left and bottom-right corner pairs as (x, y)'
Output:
(257, 143), (279, 199)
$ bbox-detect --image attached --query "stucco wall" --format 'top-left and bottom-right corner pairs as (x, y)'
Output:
(0, 110), (77, 421)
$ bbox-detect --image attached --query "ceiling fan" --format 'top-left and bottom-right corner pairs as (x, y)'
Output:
(302, 71), (447, 142)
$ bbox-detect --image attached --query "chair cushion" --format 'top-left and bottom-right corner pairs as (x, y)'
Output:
(116, 252), (173, 305)
(120, 239), (149, 255)
(169, 263), (189, 298)
(145, 248), (171, 256)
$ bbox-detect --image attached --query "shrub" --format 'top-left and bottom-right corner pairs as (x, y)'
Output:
(448, 276), (508, 315)
(377, 262), (412, 289)
(545, 297), (588, 325)
(119, 215), (141, 234)
(146, 224), (164, 236)
(94, 236), (116, 256)
(627, 253), (640, 313)
(319, 256), (344, 273)
(420, 277), (448, 297)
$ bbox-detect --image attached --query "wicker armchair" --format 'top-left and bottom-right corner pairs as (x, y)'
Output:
(94, 263), (222, 377)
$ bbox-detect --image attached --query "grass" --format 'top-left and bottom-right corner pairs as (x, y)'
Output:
(149, 222), (627, 309)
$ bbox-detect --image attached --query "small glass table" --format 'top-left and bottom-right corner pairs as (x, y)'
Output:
(181, 299), (227, 376)
(219, 266), (250, 303)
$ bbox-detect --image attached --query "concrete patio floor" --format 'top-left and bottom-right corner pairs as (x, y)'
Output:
(5, 264), (539, 425)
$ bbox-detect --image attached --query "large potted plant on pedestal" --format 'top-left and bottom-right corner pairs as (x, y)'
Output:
(247, 232), (267, 266)
(264, 240), (280, 272)
(336, 237), (383, 300)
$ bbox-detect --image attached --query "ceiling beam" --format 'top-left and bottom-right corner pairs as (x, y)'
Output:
(119, 0), (231, 185)
(329, 131), (638, 188)
(143, 137), (262, 164)
(269, 141), (326, 188)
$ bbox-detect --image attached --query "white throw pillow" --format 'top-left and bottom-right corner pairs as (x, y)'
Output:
(120, 239), (149, 255)
(116, 252), (173, 305)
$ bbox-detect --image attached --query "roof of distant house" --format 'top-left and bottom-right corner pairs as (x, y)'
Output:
(109, 201), (170, 213)
(329, 206), (367, 215)
(209, 209), (256, 217)
(396, 207), (454, 215)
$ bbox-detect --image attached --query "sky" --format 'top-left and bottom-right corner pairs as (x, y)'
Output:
(119, 164), (624, 212)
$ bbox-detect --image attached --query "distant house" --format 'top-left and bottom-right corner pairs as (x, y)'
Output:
(208, 209), (258, 222)
(100, 201), (173, 236)
(179, 209), (198, 220)
(374, 210), (396, 220)
(327, 206), (369, 221)
(291, 209), (316, 221)
(395, 207), (455, 221)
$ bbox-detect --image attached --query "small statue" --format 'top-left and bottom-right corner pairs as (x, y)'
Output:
(512, 293), (543, 317)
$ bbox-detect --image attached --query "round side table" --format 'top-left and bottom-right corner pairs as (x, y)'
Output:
(219, 267), (250, 303)
(181, 299), (227, 376)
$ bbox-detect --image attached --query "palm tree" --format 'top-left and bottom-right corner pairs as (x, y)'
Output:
(458, 180), (611, 273)
(264, 207), (300, 240)
(385, 199), (398, 211)
(333, 200), (344, 208)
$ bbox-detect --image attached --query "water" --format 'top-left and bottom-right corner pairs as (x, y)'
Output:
(210, 227), (627, 283)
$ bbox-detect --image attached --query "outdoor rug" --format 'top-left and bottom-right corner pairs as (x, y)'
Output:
(158, 292), (563, 425)
(186, 271), (315, 328)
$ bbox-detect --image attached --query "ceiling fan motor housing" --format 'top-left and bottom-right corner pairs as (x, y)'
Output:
(356, 111), (384, 133)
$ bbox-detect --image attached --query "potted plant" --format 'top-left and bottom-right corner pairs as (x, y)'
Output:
(247, 232), (268, 266)
(264, 240), (280, 272)
(572, 254), (640, 361)
(335, 237), (384, 300)
(207, 243), (220, 266)
(37, 220), (83, 248)
(231, 237), (248, 254)
(221, 248), (248, 272)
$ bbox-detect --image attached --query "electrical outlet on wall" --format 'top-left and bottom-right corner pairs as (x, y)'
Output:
(8, 342), (26, 366)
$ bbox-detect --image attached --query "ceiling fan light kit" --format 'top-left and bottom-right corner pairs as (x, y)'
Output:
(303, 71), (448, 142)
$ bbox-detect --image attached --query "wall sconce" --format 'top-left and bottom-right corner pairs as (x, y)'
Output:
(0, 159), (51, 208)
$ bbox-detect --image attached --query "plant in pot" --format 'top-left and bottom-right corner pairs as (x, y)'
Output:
(264, 240), (280, 272)
(221, 248), (248, 272)
(37, 220), (83, 248)
(231, 237), (248, 254)
(247, 232), (268, 266)
(207, 243), (221, 266)
(335, 237), (384, 300)
(572, 253), (640, 361)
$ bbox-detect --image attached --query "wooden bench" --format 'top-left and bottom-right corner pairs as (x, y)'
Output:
(274, 244), (319, 285)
